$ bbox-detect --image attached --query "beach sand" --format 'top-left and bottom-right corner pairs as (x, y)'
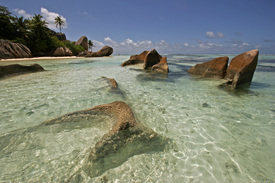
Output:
(0, 56), (84, 62)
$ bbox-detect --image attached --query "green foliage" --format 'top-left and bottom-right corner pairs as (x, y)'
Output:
(0, 5), (84, 56)
(0, 5), (16, 40)
(63, 40), (85, 55)
(49, 37), (85, 55)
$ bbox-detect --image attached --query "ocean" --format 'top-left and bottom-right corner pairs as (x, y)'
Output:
(0, 54), (274, 182)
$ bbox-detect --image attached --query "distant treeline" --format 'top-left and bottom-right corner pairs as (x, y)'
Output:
(0, 5), (84, 56)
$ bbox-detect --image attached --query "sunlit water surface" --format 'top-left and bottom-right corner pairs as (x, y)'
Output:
(0, 55), (274, 182)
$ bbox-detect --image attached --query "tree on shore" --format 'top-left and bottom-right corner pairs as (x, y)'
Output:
(54, 16), (65, 33)
(89, 40), (94, 51)
(0, 5), (85, 56)
(0, 5), (16, 40)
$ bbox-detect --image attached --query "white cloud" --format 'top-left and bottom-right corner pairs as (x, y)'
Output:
(13, 8), (31, 19)
(93, 40), (105, 48)
(206, 31), (225, 38)
(206, 31), (215, 38)
(104, 37), (119, 46)
(40, 7), (67, 30)
(120, 38), (138, 47)
(217, 32), (224, 38)
(184, 43), (189, 47)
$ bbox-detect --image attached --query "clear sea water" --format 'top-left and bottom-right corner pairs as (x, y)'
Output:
(0, 54), (274, 182)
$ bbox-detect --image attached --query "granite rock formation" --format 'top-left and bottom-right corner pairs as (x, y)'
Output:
(188, 56), (229, 78)
(75, 36), (88, 51)
(225, 49), (259, 89)
(152, 56), (169, 73)
(53, 47), (73, 56)
(121, 51), (149, 67)
(43, 101), (168, 178)
(91, 46), (113, 57)
(0, 39), (32, 59)
(78, 46), (113, 57)
(0, 64), (45, 79)
(56, 33), (66, 41)
(121, 49), (169, 73)
(143, 49), (163, 69)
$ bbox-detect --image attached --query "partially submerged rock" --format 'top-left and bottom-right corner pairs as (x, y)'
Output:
(225, 49), (259, 89)
(143, 49), (162, 69)
(152, 56), (169, 73)
(53, 47), (73, 56)
(188, 49), (259, 89)
(121, 49), (169, 73)
(91, 46), (113, 57)
(0, 39), (32, 59)
(0, 64), (45, 79)
(75, 36), (88, 51)
(188, 56), (229, 78)
(43, 101), (168, 178)
(121, 51), (149, 67)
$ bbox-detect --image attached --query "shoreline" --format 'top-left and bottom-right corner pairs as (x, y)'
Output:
(0, 56), (85, 62)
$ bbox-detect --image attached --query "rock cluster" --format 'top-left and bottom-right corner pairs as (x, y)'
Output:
(79, 45), (113, 57)
(0, 39), (32, 59)
(53, 47), (73, 57)
(121, 49), (169, 73)
(52, 47), (73, 57)
(188, 49), (259, 88)
(0, 64), (45, 79)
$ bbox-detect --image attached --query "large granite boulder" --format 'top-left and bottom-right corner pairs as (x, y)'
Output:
(0, 39), (32, 59)
(43, 101), (168, 178)
(188, 56), (229, 78)
(121, 51), (149, 67)
(143, 49), (162, 69)
(56, 33), (66, 41)
(0, 64), (45, 79)
(53, 47), (73, 56)
(152, 56), (169, 73)
(75, 36), (88, 51)
(91, 45), (113, 57)
(225, 49), (259, 88)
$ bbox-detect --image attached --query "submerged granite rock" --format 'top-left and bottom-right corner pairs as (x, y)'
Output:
(0, 39), (32, 59)
(152, 56), (169, 73)
(43, 101), (168, 178)
(75, 36), (89, 51)
(188, 56), (229, 78)
(121, 51), (149, 67)
(102, 76), (118, 90)
(225, 49), (259, 88)
(0, 64), (45, 79)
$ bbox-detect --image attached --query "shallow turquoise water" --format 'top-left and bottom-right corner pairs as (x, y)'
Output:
(0, 55), (274, 182)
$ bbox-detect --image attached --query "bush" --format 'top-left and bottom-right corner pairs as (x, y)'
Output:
(63, 41), (85, 55)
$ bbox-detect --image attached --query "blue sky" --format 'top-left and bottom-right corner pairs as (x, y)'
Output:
(1, 0), (275, 54)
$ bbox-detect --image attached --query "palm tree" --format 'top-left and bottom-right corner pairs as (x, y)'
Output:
(88, 40), (94, 51)
(54, 16), (65, 33)
(29, 14), (48, 38)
